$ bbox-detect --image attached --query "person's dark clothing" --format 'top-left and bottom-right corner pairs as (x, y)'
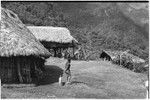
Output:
(65, 61), (71, 76)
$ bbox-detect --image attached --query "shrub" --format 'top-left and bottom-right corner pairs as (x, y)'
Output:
(112, 54), (148, 73)
(120, 55), (134, 70)
(133, 63), (148, 73)
(112, 55), (134, 70)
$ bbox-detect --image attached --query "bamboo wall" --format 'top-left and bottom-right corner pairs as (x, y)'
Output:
(0, 56), (45, 84)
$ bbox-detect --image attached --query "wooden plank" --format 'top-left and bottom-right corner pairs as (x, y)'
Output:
(5, 59), (8, 83)
(12, 57), (16, 82)
(1, 58), (4, 82)
(26, 58), (31, 83)
(8, 58), (12, 82)
(14, 57), (18, 83)
(17, 58), (23, 83)
(28, 59), (32, 83)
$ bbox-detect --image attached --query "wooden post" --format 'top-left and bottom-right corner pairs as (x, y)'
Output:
(59, 48), (61, 58)
(54, 48), (57, 57)
(119, 52), (122, 66)
(73, 47), (75, 58)
(120, 52), (124, 66)
(60, 48), (62, 57)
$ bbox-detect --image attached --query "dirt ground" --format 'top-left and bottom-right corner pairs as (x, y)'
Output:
(1, 57), (148, 99)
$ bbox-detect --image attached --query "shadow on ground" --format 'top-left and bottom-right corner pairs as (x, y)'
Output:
(38, 65), (64, 85)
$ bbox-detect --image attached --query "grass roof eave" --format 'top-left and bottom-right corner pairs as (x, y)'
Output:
(0, 8), (51, 58)
(27, 26), (78, 44)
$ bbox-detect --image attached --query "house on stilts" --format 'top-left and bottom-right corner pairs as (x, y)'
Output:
(27, 26), (78, 58)
(0, 8), (51, 84)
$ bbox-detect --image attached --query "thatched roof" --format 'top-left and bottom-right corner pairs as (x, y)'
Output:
(123, 53), (145, 63)
(27, 26), (78, 44)
(0, 8), (51, 57)
(103, 50), (122, 60)
(103, 50), (145, 63)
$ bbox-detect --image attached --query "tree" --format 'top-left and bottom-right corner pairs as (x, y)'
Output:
(2, 2), (67, 27)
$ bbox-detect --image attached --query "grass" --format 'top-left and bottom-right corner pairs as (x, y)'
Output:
(1, 57), (148, 99)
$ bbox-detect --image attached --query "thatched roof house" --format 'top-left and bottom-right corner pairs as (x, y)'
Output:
(27, 26), (78, 57)
(101, 50), (122, 60)
(100, 50), (145, 63)
(1, 8), (51, 84)
(27, 26), (78, 47)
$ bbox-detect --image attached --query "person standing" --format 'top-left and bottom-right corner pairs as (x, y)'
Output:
(64, 54), (71, 84)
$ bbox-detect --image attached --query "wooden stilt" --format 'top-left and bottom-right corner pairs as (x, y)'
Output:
(54, 48), (57, 57)
(73, 47), (75, 58)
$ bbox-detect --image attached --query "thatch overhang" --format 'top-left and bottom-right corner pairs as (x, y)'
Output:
(27, 26), (78, 48)
(102, 50), (145, 63)
(0, 8), (51, 58)
(122, 53), (145, 63)
(102, 50), (122, 60)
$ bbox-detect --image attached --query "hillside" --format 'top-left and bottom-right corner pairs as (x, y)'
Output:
(58, 3), (148, 59)
(1, 2), (149, 59)
(1, 58), (147, 99)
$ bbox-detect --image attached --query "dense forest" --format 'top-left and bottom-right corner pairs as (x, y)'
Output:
(1, 2), (149, 59)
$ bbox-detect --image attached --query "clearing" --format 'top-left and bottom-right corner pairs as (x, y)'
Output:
(1, 57), (147, 99)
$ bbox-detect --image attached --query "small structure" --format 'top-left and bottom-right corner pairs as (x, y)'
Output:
(27, 26), (78, 58)
(0, 8), (51, 84)
(100, 50), (145, 63)
(100, 50), (112, 61)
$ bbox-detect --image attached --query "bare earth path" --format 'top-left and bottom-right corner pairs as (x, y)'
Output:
(1, 57), (147, 99)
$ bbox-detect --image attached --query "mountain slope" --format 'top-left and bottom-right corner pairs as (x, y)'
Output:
(57, 3), (148, 59)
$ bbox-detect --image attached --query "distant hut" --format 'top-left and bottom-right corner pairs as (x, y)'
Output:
(0, 8), (51, 84)
(100, 50), (145, 63)
(27, 26), (78, 58)
(100, 50), (112, 61)
(100, 50), (122, 61)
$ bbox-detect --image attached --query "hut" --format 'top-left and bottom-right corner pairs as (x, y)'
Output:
(27, 26), (78, 58)
(100, 50), (112, 61)
(100, 50), (145, 63)
(0, 8), (51, 84)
